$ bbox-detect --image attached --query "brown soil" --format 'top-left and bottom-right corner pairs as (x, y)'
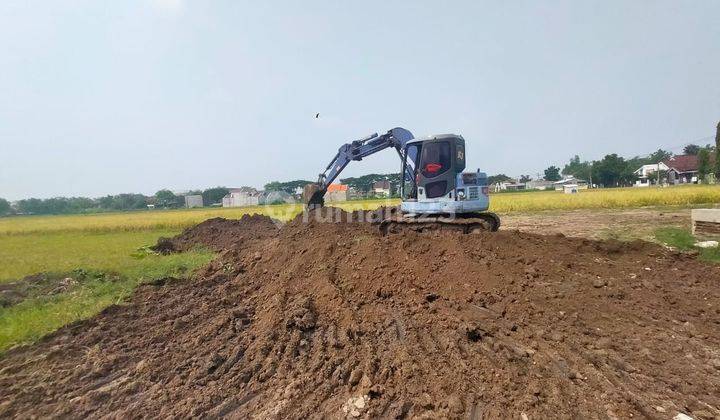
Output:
(152, 214), (280, 253)
(502, 207), (690, 241)
(2, 209), (720, 419)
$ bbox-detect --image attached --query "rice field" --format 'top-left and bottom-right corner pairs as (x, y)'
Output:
(1, 185), (718, 235)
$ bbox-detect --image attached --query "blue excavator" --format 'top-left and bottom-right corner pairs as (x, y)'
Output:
(303, 127), (500, 234)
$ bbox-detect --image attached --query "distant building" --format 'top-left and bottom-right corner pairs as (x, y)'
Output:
(663, 155), (716, 185)
(372, 180), (391, 197)
(633, 163), (670, 187)
(184, 195), (204, 208)
(492, 180), (518, 192)
(505, 183), (526, 191)
(325, 183), (348, 202)
(347, 186), (364, 200)
(262, 190), (294, 205)
(553, 177), (588, 191)
(525, 179), (554, 190)
(222, 187), (261, 207)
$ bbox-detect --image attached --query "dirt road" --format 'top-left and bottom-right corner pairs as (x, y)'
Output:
(502, 207), (689, 240)
(1, 209), (718, 419)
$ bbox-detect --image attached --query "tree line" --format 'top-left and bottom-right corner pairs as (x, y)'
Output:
(559, 142), (719, 187)
(0, 187), (232, 216)
(491, 138), (720, 188)
(263, 174), (402, 195)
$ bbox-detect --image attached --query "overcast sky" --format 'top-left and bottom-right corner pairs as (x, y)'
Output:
(0, 0), (718, 200)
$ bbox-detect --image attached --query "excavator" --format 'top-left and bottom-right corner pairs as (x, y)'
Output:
(303, 127), (500, 234)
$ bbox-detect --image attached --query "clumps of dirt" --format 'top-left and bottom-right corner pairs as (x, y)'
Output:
(152, 214), (279, 253)
(2, 210), (720, 419)
(0, 270), (116, 307)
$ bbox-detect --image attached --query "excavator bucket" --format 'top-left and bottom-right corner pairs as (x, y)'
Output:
(302, 183), (325, 209)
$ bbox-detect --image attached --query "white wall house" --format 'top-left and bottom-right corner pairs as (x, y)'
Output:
(184, 195), (204, 208)
(372, 180), (391, 197)
(633, 162), (669, 187)
(222, 187), (261, 207)
(553, 177), (588, 190)
(525, 179), (554, 190)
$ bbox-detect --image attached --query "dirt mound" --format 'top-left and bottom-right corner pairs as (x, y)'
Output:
(152, 214), (279, 253)
(2, 212), (720, 419)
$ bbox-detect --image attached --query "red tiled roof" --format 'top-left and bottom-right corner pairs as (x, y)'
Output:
(663, 155), (699, 173)
(326, 183), (348, 192)
(663, 154), (717, 173)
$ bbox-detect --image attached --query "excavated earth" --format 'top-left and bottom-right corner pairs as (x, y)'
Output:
(2, 209), (720, 419)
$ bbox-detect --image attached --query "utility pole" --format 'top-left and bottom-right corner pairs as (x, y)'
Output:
(715, 120), (720, 182)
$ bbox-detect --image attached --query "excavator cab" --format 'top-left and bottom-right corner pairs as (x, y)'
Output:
(400, 135), (492, 216)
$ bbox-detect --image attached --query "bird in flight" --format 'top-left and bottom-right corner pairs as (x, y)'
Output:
(315, 113), (320, 119)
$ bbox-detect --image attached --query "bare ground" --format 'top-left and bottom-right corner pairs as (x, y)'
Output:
(502, 207), (689, 241)
(1, 208), (719, 419)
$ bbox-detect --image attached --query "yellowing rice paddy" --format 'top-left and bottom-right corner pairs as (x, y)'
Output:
(0, 185), (718, 235)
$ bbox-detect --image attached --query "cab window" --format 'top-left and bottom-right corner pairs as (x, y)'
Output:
(420, 141), (451, 178)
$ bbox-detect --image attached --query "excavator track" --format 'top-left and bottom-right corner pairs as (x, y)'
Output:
(379, 212), (500, 235)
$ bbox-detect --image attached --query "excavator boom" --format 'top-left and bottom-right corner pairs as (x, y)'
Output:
(303, 127), (415, 208)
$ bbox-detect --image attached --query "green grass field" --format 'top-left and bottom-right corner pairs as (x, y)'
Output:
(654, 227), (720, 263)
(1, 184), (718, 352)
(0, 229), (213, 352)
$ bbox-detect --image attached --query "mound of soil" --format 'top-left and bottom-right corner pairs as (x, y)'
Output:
(152, 214), (279, 253)
(2, 210), (720, 419)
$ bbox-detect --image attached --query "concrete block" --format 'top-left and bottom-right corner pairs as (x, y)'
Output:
(691, 209), (720, 238)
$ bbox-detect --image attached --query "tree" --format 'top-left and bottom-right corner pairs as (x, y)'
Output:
(0, 198), (10, 216)
(339, 174), (399, 192)
(264, 180), (314, 194)
(562, 155), (592, 181)
(488, 174), (513, 184)
(543, 166), (561, 181)
(155, 190), (179, 208)
(202, 187), (229, 205)
(647, 149), (672, 163)
(111, 194), (147, 210)
(17, 198), (42, 214)
(591, 154), (637, 187)
(698, 148), (711, 182)
(519, 175), (532, 183)
(683, 144), (701, 155)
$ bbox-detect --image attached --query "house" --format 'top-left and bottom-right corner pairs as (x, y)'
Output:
(662, 155), (715, 185)
(262, 190), (294, 205)
(347, 186), (363, 200)
(492, 180), (519, 192)
(222, 187), (261, 207)
(372, 180), (391, 197)
(525, 179), (554, 190)
(633, 163), (670, 187)
(325, 183), (348, 202)
(563, 184), (579, 194)
(504, 183), (526, 191)
(184, 194), (204, 208)
(553, 177), (588, 191)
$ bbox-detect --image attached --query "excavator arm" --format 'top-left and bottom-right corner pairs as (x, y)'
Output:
(303, 127), (415, 208)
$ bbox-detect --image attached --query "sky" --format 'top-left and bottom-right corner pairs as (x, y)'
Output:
(0, 0), (719, 200)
